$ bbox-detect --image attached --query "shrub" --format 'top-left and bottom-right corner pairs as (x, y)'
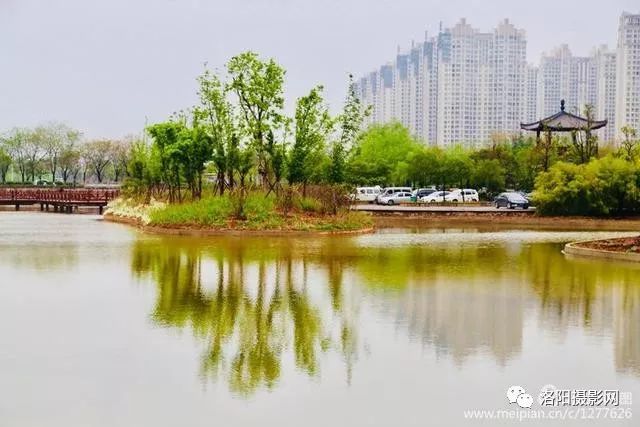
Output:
(304, 184), (351, 215)
(244, 193), (277, 226)
(149, 195), (232, 226)
(298, 196), (323, 214)
(533, 156), (640, 216)
(276, 185), (297, 216)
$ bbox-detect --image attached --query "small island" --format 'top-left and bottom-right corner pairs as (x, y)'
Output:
(104, 51), (373, 235)
(105, 192), (373, 235)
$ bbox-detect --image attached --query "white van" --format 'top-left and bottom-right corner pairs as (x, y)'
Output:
(352, 186), (382, 203)
(375, 187), (412, 204)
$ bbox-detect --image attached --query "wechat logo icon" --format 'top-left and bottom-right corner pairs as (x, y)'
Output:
(507, 385), (534, 408)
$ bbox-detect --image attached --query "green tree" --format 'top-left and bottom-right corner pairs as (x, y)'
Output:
(406, 147), (442, 187)
(444, 147), (473, 189)
(227, 52), (285, 189)
(0, 145), (11, 183)
(4, 128), (30, 182)
(197, 68), (236, 194)
(58, 146), (81, 184)
(40, 123), (81, 182)
(331, 74), (368, 184)
(570, 104), (599, 164)
(83, 140), (113, 184)
(471, 159), (506, 195)
(147, 122), (186, 202)
(348, 122), (420, 185)
(288, 86), (333, 194)
(620, 125), (638, 161)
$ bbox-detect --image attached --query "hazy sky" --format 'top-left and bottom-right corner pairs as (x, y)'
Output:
(1, 0), (637, 138)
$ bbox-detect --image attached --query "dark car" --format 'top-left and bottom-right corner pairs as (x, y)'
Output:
(413, 188), (437, 199)
(494, 192), (529, 209)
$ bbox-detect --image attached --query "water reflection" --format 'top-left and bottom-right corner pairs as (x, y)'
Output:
(130, 231), (640, 396)
(131, 239), (359, 396)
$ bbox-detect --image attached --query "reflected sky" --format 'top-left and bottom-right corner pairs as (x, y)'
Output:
(0, 212), (638, 426)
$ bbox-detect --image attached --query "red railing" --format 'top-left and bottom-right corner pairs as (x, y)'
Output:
(0, 188), (119, 204)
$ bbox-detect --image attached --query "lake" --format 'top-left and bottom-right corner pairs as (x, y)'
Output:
(0, 212), (638, 426)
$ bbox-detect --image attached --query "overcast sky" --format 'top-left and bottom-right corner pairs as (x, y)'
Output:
(1, 0), (637, 139)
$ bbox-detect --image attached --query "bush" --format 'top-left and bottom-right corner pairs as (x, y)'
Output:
(533, 156), (640, 216)
(304, 184), (351, 215)
(298, 196), (323, 213)
(149, 195), (233, 226)
(244, 193), (279, 227)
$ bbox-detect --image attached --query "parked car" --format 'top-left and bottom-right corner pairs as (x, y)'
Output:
(517, 191), (532, 202)
(412, 188), (437, 199)
(379, 191), (413, 205)
(445, 189), (479, 203)
(375, 187), (412, 204)
(352, 186), (382, 203)
(421, 191), (450, 203)
(494, 192), (530, 209)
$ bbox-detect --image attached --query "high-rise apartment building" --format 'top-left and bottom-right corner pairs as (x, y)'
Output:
(359, 18), (527, 147)
(357, 13), (639, 147)
(523, 65), (538, 123)
(593, 45), (617, 142)
(616, 12), (640, 139)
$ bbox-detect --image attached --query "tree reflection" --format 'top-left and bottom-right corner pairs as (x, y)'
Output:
(131, 238), (358, 396)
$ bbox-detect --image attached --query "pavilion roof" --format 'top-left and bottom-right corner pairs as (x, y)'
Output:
(520, 100), (607, 132)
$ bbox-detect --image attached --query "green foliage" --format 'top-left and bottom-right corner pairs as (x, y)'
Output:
(406, 148), (441, 187)
(297, 196), (323, 213)
(227, 52), (286, 188)
(471, 159), (506, 194)
(620, 126), (638, 161)
(330, 74), (368, 184)
(288, 86), (333, 186)
(149, 196), (233, 227)
(348, 123), (421, 185)
(0, 146), (11, 183)
(533, 156), (640, 216)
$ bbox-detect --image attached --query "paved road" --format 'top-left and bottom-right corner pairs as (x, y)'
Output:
(352, 204), (535, 213)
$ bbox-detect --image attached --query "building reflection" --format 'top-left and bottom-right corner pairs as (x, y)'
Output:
(523, 245), (640, 375)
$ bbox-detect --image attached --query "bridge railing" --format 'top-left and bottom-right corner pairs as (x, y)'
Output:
(0, 188), (120, 203)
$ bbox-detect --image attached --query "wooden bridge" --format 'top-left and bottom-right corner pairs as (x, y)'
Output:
(0, 188), (120, 214)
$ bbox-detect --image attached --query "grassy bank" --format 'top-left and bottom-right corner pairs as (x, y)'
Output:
(106, 193), (373, 233)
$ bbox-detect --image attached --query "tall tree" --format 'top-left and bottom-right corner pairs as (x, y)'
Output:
(197, 69), (235, 194)
(330, 74), (368, 183)
(0, 145), (11, 183)
(570, 104), (599, 164)
(288, 86), (333, 194)
(40, 123), (81, 182)
(147, 122), (185, 202)
(4, 128), (31, 182)
(620, 125), (638, 161)
(109, 139), (132, 182)
(24, 127), (47, 182)
(58, 146), (81, 184)
(227, 52), (285, 188)
(83, 140), (113, 183)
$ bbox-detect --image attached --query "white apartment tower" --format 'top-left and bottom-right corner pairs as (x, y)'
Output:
(615, 12), (640, 139)
(537, 45), (579, 117)
(523, 65), (539, 122)
(356, 13), (637, 147)
(593, 45), (617, 142)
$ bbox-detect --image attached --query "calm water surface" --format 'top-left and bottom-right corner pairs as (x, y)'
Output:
(0, 212), (639, 426)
